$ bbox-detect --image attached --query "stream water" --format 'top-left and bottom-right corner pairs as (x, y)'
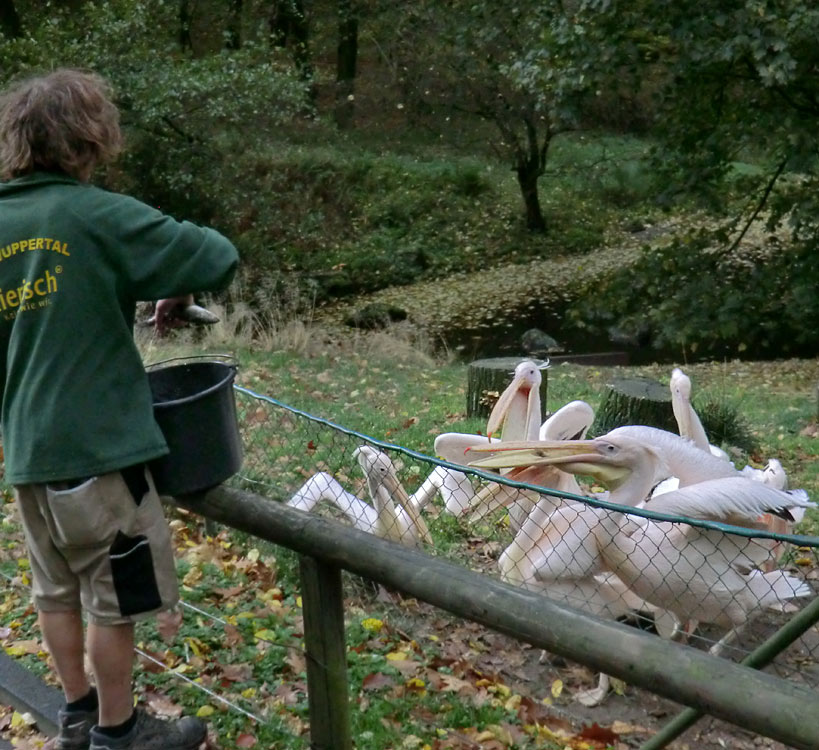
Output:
(441, 308), (801, 366)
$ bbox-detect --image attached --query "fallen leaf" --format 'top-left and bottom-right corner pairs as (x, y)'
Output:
(145, 693), (183, 718)
(220, 663), (253, 682)
(578, 722), (619, 745)
(610, 720), (649, 735)
(362, 672), (395, 691)
(156, 609), (182, 641)
(285, 650), (306, 675)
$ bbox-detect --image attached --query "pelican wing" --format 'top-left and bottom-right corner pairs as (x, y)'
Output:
(646, 478), (814, 528)
(539, 400), (595, 441)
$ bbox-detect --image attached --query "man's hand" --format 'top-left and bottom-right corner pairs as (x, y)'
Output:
(153, 294), (195, 335)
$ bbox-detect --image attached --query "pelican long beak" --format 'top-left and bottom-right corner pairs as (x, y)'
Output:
(486, 371), (539, 440)
(466, 439), (632, 486)
(465, 439), (593, 467)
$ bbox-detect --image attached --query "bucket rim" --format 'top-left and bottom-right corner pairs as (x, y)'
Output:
(145, 353), (237, 371)
(149, 355), (237, 410)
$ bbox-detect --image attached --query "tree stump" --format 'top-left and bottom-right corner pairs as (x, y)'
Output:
(466, 357), (549, 420)
(594, 376), (676, 435)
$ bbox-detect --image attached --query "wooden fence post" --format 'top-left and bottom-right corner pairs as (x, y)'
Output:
(299, 555), (352, 750)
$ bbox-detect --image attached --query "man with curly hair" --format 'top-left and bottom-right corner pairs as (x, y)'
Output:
(0, 68), (239, 750)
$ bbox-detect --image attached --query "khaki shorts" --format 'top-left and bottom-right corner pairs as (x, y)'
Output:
(14, 465), (180, 625)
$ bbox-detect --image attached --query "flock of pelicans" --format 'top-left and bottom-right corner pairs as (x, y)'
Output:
(287, 361), (815, 705)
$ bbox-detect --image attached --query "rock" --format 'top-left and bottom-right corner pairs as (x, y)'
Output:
(344, 303), (408, 330)
(521, 328), (563, 356)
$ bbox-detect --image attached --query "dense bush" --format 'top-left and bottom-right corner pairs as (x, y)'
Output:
(569, 220), (819, 360)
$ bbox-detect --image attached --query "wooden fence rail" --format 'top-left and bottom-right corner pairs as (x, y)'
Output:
(173, 485), (819, 750)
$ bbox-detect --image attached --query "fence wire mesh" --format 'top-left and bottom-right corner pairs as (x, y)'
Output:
(233, 384), (819, 705)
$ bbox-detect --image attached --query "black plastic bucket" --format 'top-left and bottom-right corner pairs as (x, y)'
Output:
(147, 356), (242, 496)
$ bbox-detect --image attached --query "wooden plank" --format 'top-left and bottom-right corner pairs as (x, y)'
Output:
(0, 651), (62, 736)
(299, 556), (352, 750)
(172, 488), (819, 750)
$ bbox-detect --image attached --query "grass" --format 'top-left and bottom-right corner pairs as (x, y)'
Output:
(0, 317), (817, 748)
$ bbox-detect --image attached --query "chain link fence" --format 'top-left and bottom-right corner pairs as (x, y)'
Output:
(233, 383), (819, 707)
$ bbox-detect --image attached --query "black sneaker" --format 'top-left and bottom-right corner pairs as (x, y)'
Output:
(88, 709), (207, 750)
(55, 706), (98, 750)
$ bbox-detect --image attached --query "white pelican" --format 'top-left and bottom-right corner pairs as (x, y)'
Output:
(434, 359), (547, 464)
(468, 435), (815, 655)
(470, 422), (671, 707)
(669, 367), (730, 461)
(288, 446), (432, 547)
(666, 369), (796, 541)
(605, 425), (738, 490)
(433, 360), (547, 525)
(740, 458), (799, 570)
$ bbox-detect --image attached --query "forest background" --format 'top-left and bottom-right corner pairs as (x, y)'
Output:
(2, 0), (819, 363)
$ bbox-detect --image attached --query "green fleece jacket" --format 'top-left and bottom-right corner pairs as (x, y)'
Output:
(0, 172), (239, 484)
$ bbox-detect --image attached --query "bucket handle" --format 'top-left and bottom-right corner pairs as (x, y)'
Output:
(145, 353), (237, 372)
(150, 357), (238, 409)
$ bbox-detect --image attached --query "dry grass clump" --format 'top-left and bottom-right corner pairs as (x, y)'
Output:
(136, 291), (448, 368)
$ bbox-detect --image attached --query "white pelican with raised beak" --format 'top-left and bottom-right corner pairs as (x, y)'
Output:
(433, 359), (548, 526)
(670, 367), (730, 461)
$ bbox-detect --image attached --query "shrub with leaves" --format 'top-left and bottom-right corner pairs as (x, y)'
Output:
(0, 0), (309, 225)
(569, 221), (819, 360)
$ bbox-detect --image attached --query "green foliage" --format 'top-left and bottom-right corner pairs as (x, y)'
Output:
(0, 0), (308, 224)
(3, 0), (818, 354)
(569, 222), (819, 360)
(698, 398), (759, 455)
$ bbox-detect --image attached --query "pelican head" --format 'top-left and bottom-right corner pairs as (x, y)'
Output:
(670, 368), (692, 401)
(354, 445), (394, 484)
(486, 359), (548, 441)
(466, 435), (670, 503)
(353, 445), (433, 545)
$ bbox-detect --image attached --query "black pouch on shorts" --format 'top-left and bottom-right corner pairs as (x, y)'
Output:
(109, 531), (162, 616)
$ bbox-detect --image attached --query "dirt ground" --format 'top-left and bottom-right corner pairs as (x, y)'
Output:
(383, 589), (819, 750)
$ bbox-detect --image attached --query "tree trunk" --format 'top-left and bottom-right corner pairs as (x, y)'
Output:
(515, 159), (546, 232)
(334, 0), (358, 129)
(594, 376), (676, 435)
(0, 0), (22, 38)
(178, 0), (192, 52)
(269, 0), (316, 103)
(225, 0), (243, 50)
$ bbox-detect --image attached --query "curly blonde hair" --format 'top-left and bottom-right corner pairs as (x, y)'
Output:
(0, 68), (123, 181)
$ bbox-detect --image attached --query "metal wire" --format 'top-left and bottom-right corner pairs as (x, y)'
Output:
(233, 385), (819, 698)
